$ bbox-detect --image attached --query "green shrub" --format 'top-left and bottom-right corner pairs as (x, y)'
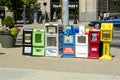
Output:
(2, 16), (15, 28)
(0, 28), (4, 31)
(10, 28), (19, 39)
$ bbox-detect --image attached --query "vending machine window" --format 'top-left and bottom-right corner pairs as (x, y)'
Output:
(46, 26), (57, 34)
(64, 36), (73, 43)
(66, 26), (72, 29)
(102, 30), (110, 40)
(35, 34), (41, 43)
(47, 37), (56, 47)
(76, 35), (88, 45)
(77, 36), (86, 43)
(91, 33), (97, 41)
(25, 34), (31, 43)
(23, 46), (32, 54)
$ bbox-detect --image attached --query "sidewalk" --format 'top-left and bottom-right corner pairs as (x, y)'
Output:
(0, 46), (120, 80)
(0, 68), (120, 80)
(1, 22), (120, 80)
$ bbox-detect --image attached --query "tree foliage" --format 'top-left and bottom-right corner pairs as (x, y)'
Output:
(2, 16), (15, 28)
(0, 0), (39, 11)
(0, 0), (24, 11)
(22, 0), (38, 5)
(22, 0), (40, 11)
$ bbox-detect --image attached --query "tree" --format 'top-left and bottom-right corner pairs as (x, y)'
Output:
(10, 0), (24, 23)
(22, 0), (40, 24)
(0, 0), (40, 24)
(0, 0), (24, 23)
(22, 0), (40, 11)
(0, 0), (23, 11)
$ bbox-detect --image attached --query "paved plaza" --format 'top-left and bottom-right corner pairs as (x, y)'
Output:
(0, 22), (120, 80)
(0, 45), (120, 80)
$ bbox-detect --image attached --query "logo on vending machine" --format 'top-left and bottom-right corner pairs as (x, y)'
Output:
(92, 33), (97, 41)
(91, 48), (97, 51)
(36, 49), (42, 52)
(46, 50), (57, 56)
(64, 47), (74, 54)
(48, 50), (56, 53)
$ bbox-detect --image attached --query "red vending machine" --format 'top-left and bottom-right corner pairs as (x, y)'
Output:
(88, 29), (100, 59)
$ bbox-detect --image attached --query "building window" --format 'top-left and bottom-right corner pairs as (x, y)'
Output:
(50, 0), (79, 20)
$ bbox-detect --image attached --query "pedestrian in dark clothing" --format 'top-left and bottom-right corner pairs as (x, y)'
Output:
(99, 11), (103, 20)
(37, 8), (43, 23)
(44, 11), (49, 22)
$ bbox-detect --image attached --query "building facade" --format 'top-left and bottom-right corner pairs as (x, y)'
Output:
(38, 0), (120, 22)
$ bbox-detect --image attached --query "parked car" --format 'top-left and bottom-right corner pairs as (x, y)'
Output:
(88, 14), (120, 28)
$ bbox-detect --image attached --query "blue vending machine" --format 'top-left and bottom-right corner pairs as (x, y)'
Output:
(62, 25), (75, 58)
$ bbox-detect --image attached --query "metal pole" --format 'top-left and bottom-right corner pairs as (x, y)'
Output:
(43, 2), (47, 24)
(74, 0), (77, 24)
(23, 5), (26, 24)
(44, 6), (46, 23)
(62, 0), (69, 32)
(107, 0), (108, 11)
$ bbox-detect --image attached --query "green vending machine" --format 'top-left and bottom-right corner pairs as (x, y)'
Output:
(32, 29), (45, 56)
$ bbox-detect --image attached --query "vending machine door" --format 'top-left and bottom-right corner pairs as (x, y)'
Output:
(45, 24), (58, 34)
(75, 34), (88, 45)
(32, 46), (45, 56)
(62, 46), (75, 58)
(62, 34), (75, 46)
(32, 29), (45, 46)
(45, 35), (58, 49)
(76, 45), (88, 58)
(89, 44), (99, 59)
(89, 30), (100, 43)
(101, 30), (111, 42)
(22, 45), (32, 55)
(100, 23), (113, 42)
(46, 49), (59, 57)
(23, 28), (32, 45)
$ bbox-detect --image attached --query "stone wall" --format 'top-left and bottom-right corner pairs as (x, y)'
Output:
(38, 0), (51, 20)
(79, 0), (97, 22)
(38, 0), (98, 22)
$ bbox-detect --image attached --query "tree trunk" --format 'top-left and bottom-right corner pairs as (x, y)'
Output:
(14, 12), (17, 24)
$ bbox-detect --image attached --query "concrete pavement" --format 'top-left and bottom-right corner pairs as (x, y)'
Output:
(0, 46), (120, 80)
(0, 68), (120, 80)
(1, 22), (120, 80)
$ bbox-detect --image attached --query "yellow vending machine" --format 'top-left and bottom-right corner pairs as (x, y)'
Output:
(100, 23), (114, 60)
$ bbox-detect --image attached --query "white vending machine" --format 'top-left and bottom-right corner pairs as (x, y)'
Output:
(75, 26), (89, 58)
(45, 23), (62, 57)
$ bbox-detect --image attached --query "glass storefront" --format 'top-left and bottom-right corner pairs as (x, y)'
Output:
(50, 0), (79, 20)
(98, 0), (120, 13)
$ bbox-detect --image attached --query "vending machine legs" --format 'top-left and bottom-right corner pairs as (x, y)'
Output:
(99, 42), (112, 60)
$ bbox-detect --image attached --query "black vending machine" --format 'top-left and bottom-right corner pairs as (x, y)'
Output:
(22, 28), (33, 55)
